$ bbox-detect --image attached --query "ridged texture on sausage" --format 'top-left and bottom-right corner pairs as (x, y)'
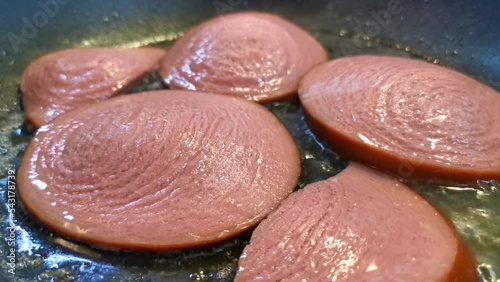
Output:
(236, 163), (477, 282)
(160, 12), (327, 103)
(21, 47), (167, 128)
(299, 55), (500, 183)
(17, 90), (301, 251)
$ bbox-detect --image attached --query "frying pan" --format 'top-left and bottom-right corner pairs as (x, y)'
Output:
(1, 0), (500, 281)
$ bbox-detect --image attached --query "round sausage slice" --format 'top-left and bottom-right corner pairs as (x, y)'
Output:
(299, 55), (500, 183)
(21, 47), (167, 128)
(160, 12), (327, 103)
(17, 90), (301, 251)
(235, 163), (477, 282)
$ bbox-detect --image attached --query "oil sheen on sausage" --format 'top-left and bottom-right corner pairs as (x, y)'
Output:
(17, 90), (301, 251)
(299, 55), (500, 183)
(235, 163), (477, 282)
(160, 12), (327, 103)
(21, 47), (167, 128)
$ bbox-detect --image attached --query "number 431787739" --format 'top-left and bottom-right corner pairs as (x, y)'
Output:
(7, 170), (16, 212)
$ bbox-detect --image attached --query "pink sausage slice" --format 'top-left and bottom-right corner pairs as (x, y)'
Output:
(299, 55), (500, 183)
(17, 90), (301, 251)
(160, 12), (327, 103)
(21, 47), (167, 128)
(236, 163), (477, 282)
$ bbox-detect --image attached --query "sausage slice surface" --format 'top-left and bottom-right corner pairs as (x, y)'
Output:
(299, 55), (500, 182)
(160, 12), (327, 103)
(21, 47), (167, 128)
(236, 163), (477, 282)
(17, 90), (301, 251)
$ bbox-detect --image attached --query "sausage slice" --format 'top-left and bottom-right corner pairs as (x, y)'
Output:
(235, 163), (477, 282)
(21, 47), (167, 128)
(160, 12), (327, 103)
(17, 90), (301, 251)
(299, 55), (500, 183)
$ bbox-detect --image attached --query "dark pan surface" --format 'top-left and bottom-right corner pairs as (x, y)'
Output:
(1, 1), (500, 281)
